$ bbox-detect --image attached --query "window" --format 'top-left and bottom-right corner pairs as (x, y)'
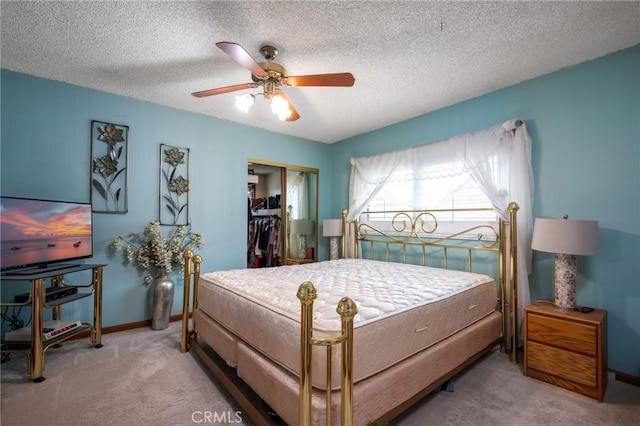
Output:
(348, 119), (534, 323)
(364, 157), (499, 233)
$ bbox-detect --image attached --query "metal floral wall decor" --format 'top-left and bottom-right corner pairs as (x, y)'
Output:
(91, 121), (129, 213)
(160, 144), (190, 225)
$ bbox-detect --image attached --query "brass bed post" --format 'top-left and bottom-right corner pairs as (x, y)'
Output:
(181, 249), (202, 353)
(499, 216), (507, 355)
(341, 209), (348, 258)
(337, 296), (357, 426)
(342, 209), (360, 260)
(508, 202), (519, 363)
(353, 218), (359, 259)
(297, 282), (317, 426)
(180, 250), (192, 353)
(298, 282), (358, 426)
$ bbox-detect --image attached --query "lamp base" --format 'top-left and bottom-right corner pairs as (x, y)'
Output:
(329, 236), (339, 260)
(554, 253), (577, 310)
(297, 235), (307, 259)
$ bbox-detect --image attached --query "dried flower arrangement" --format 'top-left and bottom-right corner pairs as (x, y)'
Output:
(110, 221), (203, 284)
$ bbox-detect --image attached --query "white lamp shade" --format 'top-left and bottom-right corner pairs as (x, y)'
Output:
(248, 174), (259, 184)
(290, 219), (314, 235)
(323, 219), (342, 237)
(531, 218), (598, 255)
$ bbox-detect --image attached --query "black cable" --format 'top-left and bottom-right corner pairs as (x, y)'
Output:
(1, 305), (32, 364)
(1, 305), (27, 330)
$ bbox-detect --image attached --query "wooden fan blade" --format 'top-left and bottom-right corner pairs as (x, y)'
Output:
(285, 72), (355, 87)
(191, 83), (256, 98)
(216, 42), (268, 78)
(275, 91), (300, 122)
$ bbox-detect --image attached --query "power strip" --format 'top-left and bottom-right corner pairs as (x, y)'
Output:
(4, 320), (83, 342)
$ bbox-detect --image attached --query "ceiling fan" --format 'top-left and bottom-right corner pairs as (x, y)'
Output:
(192, 42), (356, 122)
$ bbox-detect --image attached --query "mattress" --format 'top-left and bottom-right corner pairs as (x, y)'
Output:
(197, 258), (497, 390)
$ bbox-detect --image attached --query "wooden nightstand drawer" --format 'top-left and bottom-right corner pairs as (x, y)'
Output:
(527, 341), (596, 386)
(527, 313), (596, 356)
(523, 301), (607, 401)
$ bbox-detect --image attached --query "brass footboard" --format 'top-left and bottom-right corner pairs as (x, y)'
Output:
(297, 282), (357, 426)
(181, 250), (357, 425)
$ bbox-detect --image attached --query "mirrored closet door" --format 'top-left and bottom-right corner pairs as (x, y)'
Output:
(247, 159), (318, 268)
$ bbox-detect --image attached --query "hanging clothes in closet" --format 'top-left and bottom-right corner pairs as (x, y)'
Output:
(247, 215), (282, 268)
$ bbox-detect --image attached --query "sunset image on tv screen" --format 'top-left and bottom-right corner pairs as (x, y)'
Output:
(1, 197), (92, 270)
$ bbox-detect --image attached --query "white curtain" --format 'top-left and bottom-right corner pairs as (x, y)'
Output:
(348, 119), (534, 326)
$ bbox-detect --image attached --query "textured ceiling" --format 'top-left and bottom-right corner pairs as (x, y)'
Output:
(1, 1), (639, 143)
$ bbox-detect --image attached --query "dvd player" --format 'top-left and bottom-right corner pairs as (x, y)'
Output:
(14, 286), (78, 303)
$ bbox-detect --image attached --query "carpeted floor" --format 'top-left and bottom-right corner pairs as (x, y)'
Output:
(1, 322), (638, 425)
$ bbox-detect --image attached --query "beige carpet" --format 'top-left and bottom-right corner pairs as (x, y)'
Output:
(1, 322), (638, 425)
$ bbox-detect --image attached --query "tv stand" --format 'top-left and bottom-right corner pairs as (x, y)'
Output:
(1, 264), (104, 382)
(3, 264), (79, 276)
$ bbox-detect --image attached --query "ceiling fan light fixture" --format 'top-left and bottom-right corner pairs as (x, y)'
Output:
(194, 42), (354, 123)
(271, 94), (292, 121)
(236, 93), (255, 113)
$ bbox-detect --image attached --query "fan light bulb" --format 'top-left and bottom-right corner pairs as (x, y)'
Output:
(236, 94), (255, 113)
(271, 95), (292, 121)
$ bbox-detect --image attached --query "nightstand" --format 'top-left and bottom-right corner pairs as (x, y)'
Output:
(523, 300), (607, 401)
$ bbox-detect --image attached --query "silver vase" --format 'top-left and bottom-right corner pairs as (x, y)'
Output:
(151, 269), (174, 330)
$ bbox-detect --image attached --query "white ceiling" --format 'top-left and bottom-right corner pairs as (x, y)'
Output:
(2, 1), (639, 144)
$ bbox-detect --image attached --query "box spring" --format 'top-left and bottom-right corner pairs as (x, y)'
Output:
(194, 309), (502, 425)
(197, 259), (497, 390)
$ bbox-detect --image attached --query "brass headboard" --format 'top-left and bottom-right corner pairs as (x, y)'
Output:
(342, 203), (519, 362)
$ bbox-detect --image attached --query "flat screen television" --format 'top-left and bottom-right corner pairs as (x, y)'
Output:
(0, 196), (93, 274)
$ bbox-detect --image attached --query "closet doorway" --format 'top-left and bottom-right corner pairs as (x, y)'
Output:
(247, 161), (284, 268)
(247, 159), (318, 268)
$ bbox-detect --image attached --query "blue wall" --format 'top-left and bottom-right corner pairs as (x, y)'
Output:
(330, 45), (640, 376)
(1, 44), (638, 376)
(1, 69), (332, 328)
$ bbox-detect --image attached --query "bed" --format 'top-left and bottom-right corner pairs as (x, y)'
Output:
(180, 204), (519, 425)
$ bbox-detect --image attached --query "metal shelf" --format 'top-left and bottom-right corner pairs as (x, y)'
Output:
(0, 264), (104, 382)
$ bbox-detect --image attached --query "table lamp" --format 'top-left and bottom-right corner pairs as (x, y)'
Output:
(290, 219), (314, 259)
(323, 219), (342, 260)
(531, 217), (598, 310)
